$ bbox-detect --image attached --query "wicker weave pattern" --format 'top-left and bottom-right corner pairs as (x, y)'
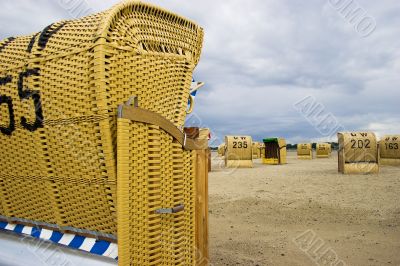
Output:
(0, 1), (203, 262)
(108, 53), (193, 127)
(0, 176), (57, 223)
(0, 190), (3, 214)
(117, 120), (196, 265)
(0, 36), (33, 70)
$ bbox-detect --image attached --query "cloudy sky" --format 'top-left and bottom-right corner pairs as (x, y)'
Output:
(1, 0), (399, 145)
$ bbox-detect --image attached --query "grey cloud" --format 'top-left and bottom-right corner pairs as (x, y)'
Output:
(1, 0), (399, 145)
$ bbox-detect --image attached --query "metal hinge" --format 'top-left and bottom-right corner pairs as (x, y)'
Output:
(155, 204), (185, 214)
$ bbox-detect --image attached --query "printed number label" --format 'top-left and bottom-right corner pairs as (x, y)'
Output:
(233, 141), (248, 149)
(0, 31), (48, 136)
(385, 143), (399, 150)
(0, 95), (15, 136)
(18, 68), (44, 132)
(0, 76), (15, 135)
(0, 70), (44, 136)
(350, 139), (371, 149)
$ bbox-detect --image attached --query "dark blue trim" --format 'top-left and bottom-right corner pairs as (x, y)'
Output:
(49, 231), (63, 242)
(68, 235), (85, 248)
(90, 240), (111, 255)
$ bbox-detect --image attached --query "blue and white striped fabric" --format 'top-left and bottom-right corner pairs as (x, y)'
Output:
(0, 221), (118, 260)
(190, 79), (198, 99)
(188, 79), (204, 111)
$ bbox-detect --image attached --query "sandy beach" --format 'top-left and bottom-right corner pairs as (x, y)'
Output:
(209, 151), (400, 266)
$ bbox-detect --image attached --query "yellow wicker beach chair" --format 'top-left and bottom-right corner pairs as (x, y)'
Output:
(0, 1), (205, 265)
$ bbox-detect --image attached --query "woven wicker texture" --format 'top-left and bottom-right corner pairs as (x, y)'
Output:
(278, 139), (287, 164)
(198, 128), (210, 141)
(252, 142), (261, 159)
(117, 119), (196, 265)
(0, 1), (203, 262)
(316, 143), (331, 158)
(224, 136), (253, 168)
(337, 132), (379, 174)
(297, 143), (312, 159)
(217, 144), (225, 157)
(379, 135), (400, 165)
(263, 138), (286, 165)
(259, 143), (265, 158)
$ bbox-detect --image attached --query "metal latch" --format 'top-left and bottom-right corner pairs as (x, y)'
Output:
(155, 204), (184, 214)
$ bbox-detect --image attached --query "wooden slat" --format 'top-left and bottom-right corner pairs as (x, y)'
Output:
(195, 150), (209, 266)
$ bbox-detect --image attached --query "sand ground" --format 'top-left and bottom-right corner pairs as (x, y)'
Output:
(208, 151), (400, 266)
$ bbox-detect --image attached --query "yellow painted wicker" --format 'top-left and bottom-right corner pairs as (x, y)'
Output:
(297, 143), (313, 159)
(259, 143), (265, 158)
(262, 138), (287, 165)
(379, 135), (400, 166)
(217, 144), (225, 157)
(224, 136), (253, 168)
(0, 1), (203, 265)
(337, 132), (379, 174)
(252, 142), (261, 159)
(316, 143), (331, 158)
(117, 118), (196, 265)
